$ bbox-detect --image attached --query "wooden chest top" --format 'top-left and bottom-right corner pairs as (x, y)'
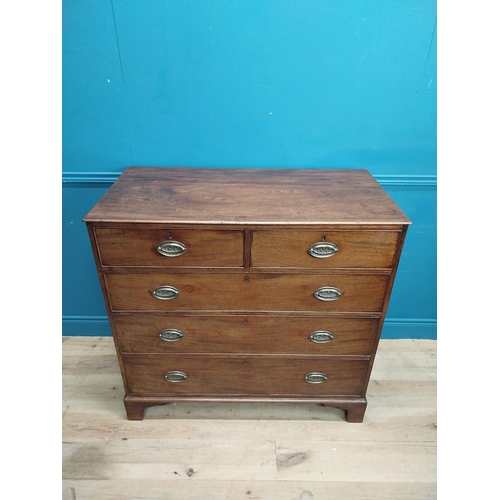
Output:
(83, 167), (410, 226)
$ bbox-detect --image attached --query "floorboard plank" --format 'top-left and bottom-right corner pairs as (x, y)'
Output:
(62, 479), (437, 500)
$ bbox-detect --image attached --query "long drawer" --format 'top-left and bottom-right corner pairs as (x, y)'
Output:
(94, 228), (244, 267)
(252, 230), (400, 268)
(105, 273), (389, 312)
(122, 354), (369, 396)
(114, 314), (379, 355)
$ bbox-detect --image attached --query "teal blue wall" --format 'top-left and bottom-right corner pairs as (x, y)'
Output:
(62, 0), (436, 339)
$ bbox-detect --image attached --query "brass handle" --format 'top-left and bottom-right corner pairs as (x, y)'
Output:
(309, 330), (334, 343)
(164, 371), (188, 382)
(151, 285), (179, 300)
(308, 242), (338, 258)
(158, 328), (184, 342)
(313, 286), (342, 301)
(304, 372), (328, 384)
(157, 240), (187, 257)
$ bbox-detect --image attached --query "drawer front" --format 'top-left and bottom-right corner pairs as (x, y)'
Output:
(252, 230), (400, 269)
(105, 273), (389, 312)
(115, 314), (379, 355)
(94, 228), (244, 267)
(123, 354), (369, 396)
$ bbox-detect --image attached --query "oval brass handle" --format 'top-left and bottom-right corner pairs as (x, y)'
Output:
(151, 285), (179, 300)
(308, 242), (338, 258)
(309, 330), (334, 343)
(313, 286), (342, 301)
(158, 328), (184, 342)
(304, 372), (328, 384)
(164, 371), (188, 382)
(157, 240), (187, 257)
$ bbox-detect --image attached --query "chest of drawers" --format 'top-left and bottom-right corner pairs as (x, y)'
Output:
(83, 167), (410, 422)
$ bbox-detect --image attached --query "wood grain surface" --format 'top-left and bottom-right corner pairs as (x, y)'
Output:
(94, 227), (244, 267)
(104, 272), (389, 312)
(62, 337), (436, 500)
(122, 354), (369, 396)
(251, 229), (400, 268)
(83, 167), (411, 225)
(113, 314), (380, 355)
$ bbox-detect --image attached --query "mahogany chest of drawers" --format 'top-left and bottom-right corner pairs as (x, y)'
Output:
(84, 167), (410, 422)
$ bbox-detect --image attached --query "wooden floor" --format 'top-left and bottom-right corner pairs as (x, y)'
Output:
(62, 338), (437, 500)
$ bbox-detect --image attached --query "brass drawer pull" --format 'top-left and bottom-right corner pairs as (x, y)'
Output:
(309, 330), (334, 343)
(304, 372), (328, 384)
(164, 371), (188, 382)
(313, 286), (342, 301)
(158, 328), (184, 342)
(308, 241), (338, 258)
(157, 240), (187, 257)
(151, 285), (179, 300)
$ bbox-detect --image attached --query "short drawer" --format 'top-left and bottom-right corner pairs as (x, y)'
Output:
(94, 227), (244, 267)
(122, 354), (369, 396)
(251, 230), (400, 268)
(105, 272), (389, 313)
(115, 314), (379, 355)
